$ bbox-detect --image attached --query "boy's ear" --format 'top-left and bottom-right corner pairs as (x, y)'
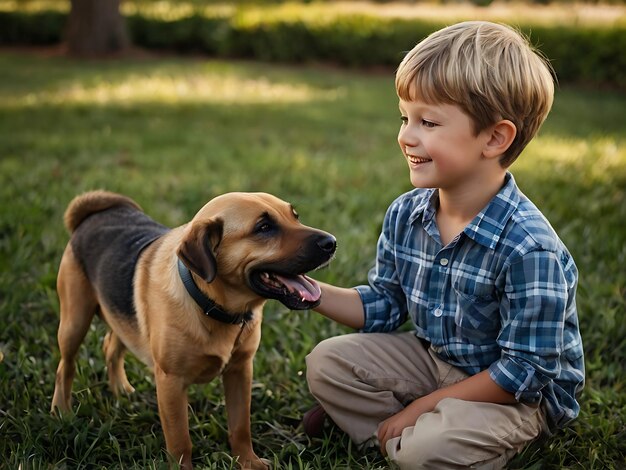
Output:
(483, 119), (517, 160)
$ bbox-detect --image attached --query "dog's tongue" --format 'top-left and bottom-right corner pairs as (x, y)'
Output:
(274, 274), (321, 302)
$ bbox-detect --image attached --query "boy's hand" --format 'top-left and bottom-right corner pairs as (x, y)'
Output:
(312, 281), (365, 329)
(377, 396), (436, 456)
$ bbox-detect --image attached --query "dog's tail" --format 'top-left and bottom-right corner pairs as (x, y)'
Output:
(64, 190), (143, 233)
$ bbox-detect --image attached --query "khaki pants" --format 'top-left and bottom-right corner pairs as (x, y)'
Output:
(306, 332), (547, 469)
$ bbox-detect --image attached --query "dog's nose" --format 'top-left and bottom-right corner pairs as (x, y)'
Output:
(317, 234), (337, 254)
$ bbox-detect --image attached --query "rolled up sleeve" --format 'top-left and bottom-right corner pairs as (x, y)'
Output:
(490, 250), (570, 403)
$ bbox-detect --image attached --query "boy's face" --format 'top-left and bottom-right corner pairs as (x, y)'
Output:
(398, 98), (495, 191)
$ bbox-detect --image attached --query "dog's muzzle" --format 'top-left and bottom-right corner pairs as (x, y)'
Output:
(249, 232), (336, 310)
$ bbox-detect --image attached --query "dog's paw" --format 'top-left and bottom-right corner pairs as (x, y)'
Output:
(241, 457), (272, 470)
(108, 378), (135, 397)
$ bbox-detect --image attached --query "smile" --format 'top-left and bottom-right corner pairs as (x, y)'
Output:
(407, 155), (432, 165)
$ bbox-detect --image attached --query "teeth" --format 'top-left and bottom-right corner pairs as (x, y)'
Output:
(261, 272), (282, 289)
(408, 155), (430, 164)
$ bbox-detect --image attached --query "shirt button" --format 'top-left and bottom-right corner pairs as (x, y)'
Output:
(440, 258), (449, 266)
(434, 308), (443, 317)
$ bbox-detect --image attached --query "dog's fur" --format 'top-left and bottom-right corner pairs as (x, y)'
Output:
(51, 190), (336, 469)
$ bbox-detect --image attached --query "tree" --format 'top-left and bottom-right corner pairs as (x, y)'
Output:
(66, 0), (129, 57)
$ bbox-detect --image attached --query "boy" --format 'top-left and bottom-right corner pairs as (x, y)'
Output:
(304, 21), (585, 468)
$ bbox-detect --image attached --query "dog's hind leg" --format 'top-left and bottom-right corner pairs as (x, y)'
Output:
(103, 330), (135, 396)
(51, 246), (98, 413)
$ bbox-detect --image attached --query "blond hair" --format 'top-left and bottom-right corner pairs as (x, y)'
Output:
(396, 21), (554, 167)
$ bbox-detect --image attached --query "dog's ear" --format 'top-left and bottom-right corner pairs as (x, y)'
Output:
(177, 219), (224, 283)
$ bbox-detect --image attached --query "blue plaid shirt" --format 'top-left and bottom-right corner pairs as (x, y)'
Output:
(355, 173), (584, 430)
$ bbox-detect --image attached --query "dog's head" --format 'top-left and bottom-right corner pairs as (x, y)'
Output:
(177, 192), (336, 311)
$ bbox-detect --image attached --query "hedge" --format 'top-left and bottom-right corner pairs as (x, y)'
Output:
(0, 7), (624, 87)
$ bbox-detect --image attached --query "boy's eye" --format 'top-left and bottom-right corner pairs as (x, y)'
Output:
(400, 116), (436, 128)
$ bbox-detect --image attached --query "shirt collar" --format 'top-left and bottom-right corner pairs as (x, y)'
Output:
(408, 172), (521, 250)
(464, 172), (521, 250)
(408, 188), (437, 226)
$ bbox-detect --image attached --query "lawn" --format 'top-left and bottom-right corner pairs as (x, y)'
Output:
(0, 51), (624, 469)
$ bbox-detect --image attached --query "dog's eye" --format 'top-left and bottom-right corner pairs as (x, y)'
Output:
(255, 221), (275, 234)
(254, 213), (278, 235)
(292, 208), (299, 220)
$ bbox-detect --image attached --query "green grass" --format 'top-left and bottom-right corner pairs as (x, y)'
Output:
(0, 52), (624, 469)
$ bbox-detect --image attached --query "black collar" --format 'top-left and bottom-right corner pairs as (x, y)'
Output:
(177, 258), (253, 325)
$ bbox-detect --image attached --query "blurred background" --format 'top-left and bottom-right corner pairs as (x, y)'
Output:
(1, 1), (624, 469)
(1, 0), (624, 87)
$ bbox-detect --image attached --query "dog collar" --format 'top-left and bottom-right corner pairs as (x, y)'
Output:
(177, 258), (253, 325)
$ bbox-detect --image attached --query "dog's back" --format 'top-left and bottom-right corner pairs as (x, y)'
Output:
(66, 191), (169, 318)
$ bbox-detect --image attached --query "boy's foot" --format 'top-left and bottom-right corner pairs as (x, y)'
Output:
(302, 403), (329, 438)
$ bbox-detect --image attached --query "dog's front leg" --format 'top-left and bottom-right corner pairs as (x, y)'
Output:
(155, 364), (193, 469)
(223, 359), (269, 470)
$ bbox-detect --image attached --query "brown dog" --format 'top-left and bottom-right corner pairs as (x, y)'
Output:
(51, 190), (336, 469)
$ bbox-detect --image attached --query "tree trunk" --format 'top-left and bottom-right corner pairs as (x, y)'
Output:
(66, 0), (129, 57)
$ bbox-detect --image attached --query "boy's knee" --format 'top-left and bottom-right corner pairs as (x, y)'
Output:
(306, 336), (343, 383)
(305, 340), (325, 388)
(306, 334), (362, 395)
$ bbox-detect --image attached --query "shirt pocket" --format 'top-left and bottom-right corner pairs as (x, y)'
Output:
(452, 284), (500, 342)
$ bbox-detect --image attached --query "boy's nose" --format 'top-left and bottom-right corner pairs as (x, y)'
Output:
(399, 137), (419, 155)
(398, 125), (419, 148)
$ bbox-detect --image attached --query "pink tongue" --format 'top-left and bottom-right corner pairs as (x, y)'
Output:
(273, 274), (321, 302)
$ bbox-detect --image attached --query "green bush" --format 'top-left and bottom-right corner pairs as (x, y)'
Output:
(128, 14), (227, 54)
(0, 10), (65, 44)
(527, 25), (626, 87)
(0, 5), (624, 87)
